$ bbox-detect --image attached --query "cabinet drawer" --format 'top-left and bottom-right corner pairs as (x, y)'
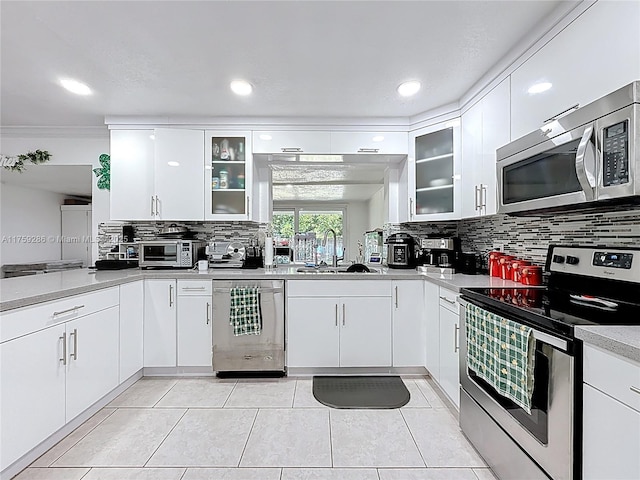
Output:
(177, 280), (212, 296)
(330, 131), (408, 154)
(1, 287), (119, 343)
(438, 287), (459, 314)
(287, 280), (391, 297)
(252, 131), (331, 154)
(584, 344), (640, 412)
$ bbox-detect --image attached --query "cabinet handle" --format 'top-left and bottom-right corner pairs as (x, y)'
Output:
(342, 303), (346, 326)
(151, 196), (155, 216)
(395, 286), (399, 308)
(169, 284), (174, 307)
(53, 305), (85, 317)
(281, 147), (302, 153)
(70, 328), (78, 360)
(630, 386), (640, 395)
(543, 103), (579, 124)
(59, 332), (67, 365)
(335, 304), (338, 327)
(358, 148), (379, 153)
(409, 198), (414, 219)
(182, 286), (206, 291)
(440, 296), (457, 305)
(474, 185), (480, 211)
(206, 302), (211, 325)
(246, 196), (250, 215)
(454, 324), (459, 352)
(155, 196), (160, 217)
(481, 184), (487, 209)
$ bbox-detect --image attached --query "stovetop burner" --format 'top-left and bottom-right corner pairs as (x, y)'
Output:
(461, 245), (640, 339)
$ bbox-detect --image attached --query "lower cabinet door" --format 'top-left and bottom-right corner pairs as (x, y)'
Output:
(583, 384), (640, 480)
(144, 280), (177, 367)
(65, 306), (120, 420)
(340, 296), (392, 367)
(119, 281), (144, 381)
(439, 305), (460, 407)
(0, 325), (66, 471)
(177, 295), (212, 367)
(287, 297), (340, 367)
(392, 280), (426, 367)
(424, 281), (440, 380)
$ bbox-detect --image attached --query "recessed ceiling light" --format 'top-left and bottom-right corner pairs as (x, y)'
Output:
(397, 81), (421, 97)
(60, 78), (92, 95)
(167, 161), (180, 167)
(259, 134), (273, 141)
(230, 80), (253, 96)
(528, 82), (552, 94)
(372, 135), (385, 142)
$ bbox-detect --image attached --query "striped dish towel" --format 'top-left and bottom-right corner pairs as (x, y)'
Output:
(465, 303), (536, 414)
(229, 286), (262, 336)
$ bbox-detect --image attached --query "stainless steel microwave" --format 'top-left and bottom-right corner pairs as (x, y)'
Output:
(139, 240), (205, 268)
(497, 81), (640, 215)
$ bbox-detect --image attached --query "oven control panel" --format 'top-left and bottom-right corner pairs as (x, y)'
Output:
(549, 246), (639, 283)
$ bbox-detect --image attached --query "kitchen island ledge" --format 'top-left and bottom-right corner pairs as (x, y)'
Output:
(0, 266), (522, 312)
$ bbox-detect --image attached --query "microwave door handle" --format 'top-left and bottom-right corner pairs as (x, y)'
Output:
(575, 124), (596, 201)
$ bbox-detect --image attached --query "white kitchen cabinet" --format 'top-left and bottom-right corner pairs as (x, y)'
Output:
(204, 130), (253, 220)
(510, 0), (640, 140)
(286, 280), (392, 368)
(0, 324), (66, 471)
(582, 344), (640, 479)
(61, 205), (92, 267)
(392, 280), (426, 367)
(330, 131), (408, 154)
(144, 279), (177, 367)
(461, 78), (510, 218)
(424, 280), (440, 379)
(177, 280), (213, 367)
(110, 129), (155, 220)
(252, 130), (331, 154)
(408, 119), (462, 221)
(119, 281), (144, 381)
(65, 306), (120, 420)
(110, 128), (204, 221)
(438, 287), (460, 407)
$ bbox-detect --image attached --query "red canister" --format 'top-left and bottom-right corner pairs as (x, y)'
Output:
(489, 251), (504, 277)
(499, 255), (516, 280)
(521, 265), (543, 286)
(511, 260), (532, 283)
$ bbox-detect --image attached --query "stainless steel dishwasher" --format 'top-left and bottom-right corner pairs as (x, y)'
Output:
(212, 280), (285, 374)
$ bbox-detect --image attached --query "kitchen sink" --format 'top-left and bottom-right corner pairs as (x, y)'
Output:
(296, 266), (379, 274)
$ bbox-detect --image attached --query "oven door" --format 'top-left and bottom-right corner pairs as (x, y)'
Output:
(139, 242), (179, 267)
(459, 299), (576, 480)
(497, 122), (597, 214)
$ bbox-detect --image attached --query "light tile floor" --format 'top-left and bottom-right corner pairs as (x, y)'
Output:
(17, 377), (497, 480)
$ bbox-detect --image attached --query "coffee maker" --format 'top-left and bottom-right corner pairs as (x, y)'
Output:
(416, 237), (461, 272)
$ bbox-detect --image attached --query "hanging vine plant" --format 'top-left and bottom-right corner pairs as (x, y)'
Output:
(93, 153), (110, 190)
(1, 150), (52, 172)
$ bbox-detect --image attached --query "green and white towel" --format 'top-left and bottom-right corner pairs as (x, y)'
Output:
(465, 303), (536, 414)
(229, 286), (262, 336)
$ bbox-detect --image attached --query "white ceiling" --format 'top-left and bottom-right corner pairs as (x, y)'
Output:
(0, 0), (573, 128)
(0, 165), (93, 196)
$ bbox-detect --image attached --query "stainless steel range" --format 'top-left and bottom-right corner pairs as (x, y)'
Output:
(459, 244), (640, 480)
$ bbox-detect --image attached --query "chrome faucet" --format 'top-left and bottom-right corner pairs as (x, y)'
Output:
(323, 228), (343, 267)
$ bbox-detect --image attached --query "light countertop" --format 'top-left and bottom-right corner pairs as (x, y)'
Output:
(0, 266), (522, 312)
(575, 326), (640, 364)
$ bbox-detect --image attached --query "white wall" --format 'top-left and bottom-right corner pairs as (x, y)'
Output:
(346, 200), (369, 263)
(0, 133), (110, 264)
(0, 183), (67, 265)
(367, 186), (385, 230)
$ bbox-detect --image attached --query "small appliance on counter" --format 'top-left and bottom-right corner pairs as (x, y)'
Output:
(243, 240), (264, 269)
(458, 252), (483, 275)
(206, 241), (245, 268)
(139, 240), (205, 269)
(363, 229), (384, 265)
(385, 233), (417, 269)
(416, 237), (461, 273)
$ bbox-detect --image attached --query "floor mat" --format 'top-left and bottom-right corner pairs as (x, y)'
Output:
(312, 375), (410, 409)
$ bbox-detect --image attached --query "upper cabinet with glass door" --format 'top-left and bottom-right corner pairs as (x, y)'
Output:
(408, 120), (461, 221)
(204, 131), (252, 220)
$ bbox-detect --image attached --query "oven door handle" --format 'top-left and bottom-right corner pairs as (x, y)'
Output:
(459, 299), (569, 352)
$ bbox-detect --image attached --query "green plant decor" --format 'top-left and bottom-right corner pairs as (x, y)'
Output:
(1, 150), (52, 172)
(93, 153), (110, 190)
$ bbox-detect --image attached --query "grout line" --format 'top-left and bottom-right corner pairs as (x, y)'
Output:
(152, 379), (180, 408)
(142, 408), (189, 467)
(221, 379), (238, 408)
(236, 408), (260, 467)
(328, 409), (334, 468)
(291, 379), (298, 408)
(399, 409), (428, 468)
(178, 466), (188, 480)
(78, 467), (92, 479)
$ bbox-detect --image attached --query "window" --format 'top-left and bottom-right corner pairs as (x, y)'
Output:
(272, 207), (346, 264)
